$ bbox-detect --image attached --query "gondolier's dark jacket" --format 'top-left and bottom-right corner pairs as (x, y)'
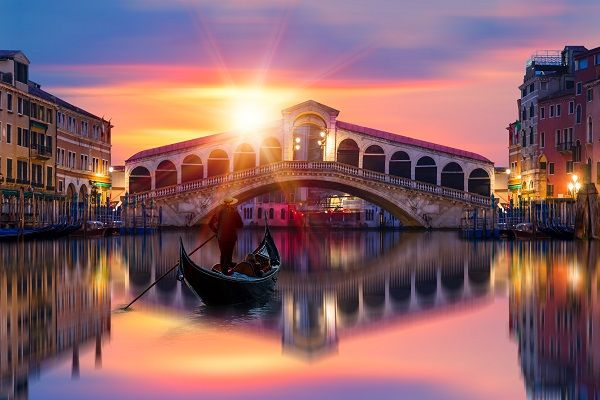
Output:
(209, 205), (243, 241)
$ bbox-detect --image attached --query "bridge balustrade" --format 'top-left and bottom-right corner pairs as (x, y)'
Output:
(126, 161), (491, 207)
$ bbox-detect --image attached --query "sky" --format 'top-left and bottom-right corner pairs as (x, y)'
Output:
(3, 0), (600, 165)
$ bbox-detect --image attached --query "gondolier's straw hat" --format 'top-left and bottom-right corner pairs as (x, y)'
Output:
(222, 196), (238, 205)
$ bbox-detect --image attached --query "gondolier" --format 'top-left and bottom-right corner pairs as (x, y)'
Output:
(209, 196), (243, 273)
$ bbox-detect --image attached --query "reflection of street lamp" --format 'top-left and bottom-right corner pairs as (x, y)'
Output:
(567, 174), (581, 198)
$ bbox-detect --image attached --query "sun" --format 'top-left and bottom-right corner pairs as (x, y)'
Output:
(232, 100), (270, 133)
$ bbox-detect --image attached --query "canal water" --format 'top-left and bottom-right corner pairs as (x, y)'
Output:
(1, 228), (598, 399)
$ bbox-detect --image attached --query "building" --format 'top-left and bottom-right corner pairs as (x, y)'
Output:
(0, 50), (112, 226)
(509, 45), (600, 200)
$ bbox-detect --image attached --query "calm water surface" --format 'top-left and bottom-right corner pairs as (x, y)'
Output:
(1, 228), (598, 399)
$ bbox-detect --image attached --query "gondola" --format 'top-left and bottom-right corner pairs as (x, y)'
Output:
(178, 226), (281, 306)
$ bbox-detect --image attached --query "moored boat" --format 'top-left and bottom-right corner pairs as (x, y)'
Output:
(178, 227), (281, 306)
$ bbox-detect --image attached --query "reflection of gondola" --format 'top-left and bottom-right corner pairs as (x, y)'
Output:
(0, 223), (81, 241)
(178, 227), (281, 306)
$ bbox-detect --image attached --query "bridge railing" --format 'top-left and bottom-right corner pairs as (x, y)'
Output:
(128, 161), (491, 207)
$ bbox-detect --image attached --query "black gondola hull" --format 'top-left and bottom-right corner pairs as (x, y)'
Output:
(178, 228), (281, 306)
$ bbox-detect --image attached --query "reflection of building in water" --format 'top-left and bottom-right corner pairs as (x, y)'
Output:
(0, 240), (111, 400)
(509, 241), (600, 398)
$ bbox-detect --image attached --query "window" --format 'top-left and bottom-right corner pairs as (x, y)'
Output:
(6, 158), (13, 179)
(550, 105), (555, 117)
(597, 162), (600, 184)
(588, 88), (593, 102)
(540, 107), (545, 119)
(15, 62), (28, 83)
(596, 54), (600, 65)
(569, 101), (574, 114)
(566, 80), (574, 90)
(541, 81), (548, 90)
(6, 124), (11, 143)
(588, 117), (593, 143)
(540, 132), (545, 148)
(576, 105), (582, 123)
(17, 127), (22, 146)
(6, 93), (13, 112)
(269, 208), (274, 219)
(529, 83), (535, 93)
(567, 161), (574, 173)
(529, 103), (534, 118)
(549, 162), (555, 175)
(280, 209), (286, 220)
(556, 130), (561, 144)
(577, 82), (582, 95)
(529, 128), (534, 146)
(522, 131), (527, 147)
(257, 207), (262, 219)
(577, 58), (589, 70)
(522, 108), (527, 121)
(17, 160), (28, 182)
(547, 185), (554, 197)
(540, 161), (547, 170)
(556, 104), (561, 117)
(17, 97), (23, 114)
(0, 90), (2, 109)
(522, 88), (527, 97)
(365, 209), (374, 221)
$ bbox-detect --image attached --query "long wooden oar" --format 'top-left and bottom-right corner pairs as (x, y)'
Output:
(122, 234), (216, 310)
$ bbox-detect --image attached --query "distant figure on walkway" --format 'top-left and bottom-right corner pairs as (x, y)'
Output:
(209, 196), (243, 273)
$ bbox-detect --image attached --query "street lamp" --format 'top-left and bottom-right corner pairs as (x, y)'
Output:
(567, 174), (581, 198)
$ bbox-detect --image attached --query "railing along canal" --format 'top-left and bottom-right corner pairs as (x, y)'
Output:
(129, 161), (492, 207)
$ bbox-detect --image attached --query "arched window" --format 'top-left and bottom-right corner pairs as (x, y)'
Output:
(362, 145), (385, 173)
(269, 208), (274, 219)
(257, 207), (263, 219)
(389, 151), (411, 178)
(293, 124), (325, 162)
(468, 168), (491, 196)
(155, 160), (177, 188)
(181, 154), (203, 183)
(574, 140), (582, 162)
(576, 104), (582, 124)
(415, 156), (437, 184)
(280, 208), (286, 220)
(233, 143), (256, 171)
(588, 117), (593, 143)
(336, 139), (359, 167)
(440, 162), (464, 190)
(207, 149), (229, 177)
(259, 137), (282, 165)
(129, 166), (151, 193)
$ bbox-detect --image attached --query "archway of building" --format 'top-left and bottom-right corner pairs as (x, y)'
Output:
(129, 166), (152, 194)
(440, 162), (464, 191)
(415, 156), (437, 185)
(155, 160), (177, 188)
(468, 168), (490, 196)
(259, 137), (282, 165)
(362, 145), (385, 173)
(292, 123), (326, 162)
(79, 184), (88, 199)
(207, 149), (229, 177)
(181, 154), (203, 183)
(66, 183), (77, 200)
(233, 143), (257, 171)
(336, 138), (359, 167)
(389, 151), (411, 178)
(199, 179), (426, 227)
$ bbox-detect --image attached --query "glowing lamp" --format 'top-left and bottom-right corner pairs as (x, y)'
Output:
(317, 140), (322, 146)
(295, 144), (300, 151)
(319, 131), (326, 138)
(295, 137), (301, 144)
(568, 182), (574, 192)
(505, 168), (511, 175)
(109, 166), (114, 173)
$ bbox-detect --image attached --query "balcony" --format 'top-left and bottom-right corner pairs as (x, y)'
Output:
(556, 141), (573, 153)
(30, 144), (52, 160)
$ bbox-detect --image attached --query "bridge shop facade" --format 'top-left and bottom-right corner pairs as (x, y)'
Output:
(124, 100), (495, 228)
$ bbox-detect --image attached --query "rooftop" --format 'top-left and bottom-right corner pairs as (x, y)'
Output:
(28, 85), (104, 121)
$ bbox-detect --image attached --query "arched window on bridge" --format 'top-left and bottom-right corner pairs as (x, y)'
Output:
(129, 166), (151, 193)
(336, 138), (359, 167)
(155, 160), (177, 188)
(441, 162), (464, 191)
(468, 168), (490, 196)
(389, 151), (411, 178)
(293, 124), (325, 162)
(280, 208), (286, 220)
(233, 143), (256, 171)
(207, 149), (229, 177)
(415, 156), (437, 185)
(259, 137), (282, 165)
(362, 145), (385, 173)
(181, 154), (203, 183)
(269, 208), (275, 219)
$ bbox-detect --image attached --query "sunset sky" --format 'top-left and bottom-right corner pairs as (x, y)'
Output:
(4, 0), (600, 165)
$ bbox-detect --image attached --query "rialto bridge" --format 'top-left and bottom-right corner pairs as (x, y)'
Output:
(124, 100), (495, 228)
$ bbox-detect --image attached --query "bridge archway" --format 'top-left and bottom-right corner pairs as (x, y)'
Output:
(233, 143), (256, 171)
(129, 166), (152, 193)
(207, 149), (229, 177)
(337, 139), (359, 167)
(389, 151), (411, 178)
(156, 160), (177, 188)
(259, 137), (282, 165)
(415, 156), (437, 185)
(441, 162), (464, 191)
(362, 145), (385, 173)
(181, 154), (203, 183)
(468, 168), (490, 196)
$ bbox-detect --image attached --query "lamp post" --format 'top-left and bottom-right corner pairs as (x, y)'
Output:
(567, 174), (581, 198)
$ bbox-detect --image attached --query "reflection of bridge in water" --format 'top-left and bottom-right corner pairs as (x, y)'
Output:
(121, 230), (498, 358)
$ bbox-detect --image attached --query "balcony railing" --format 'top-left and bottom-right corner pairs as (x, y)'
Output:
(30, 144), (52, 160)
(556, 141), (573, 153)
